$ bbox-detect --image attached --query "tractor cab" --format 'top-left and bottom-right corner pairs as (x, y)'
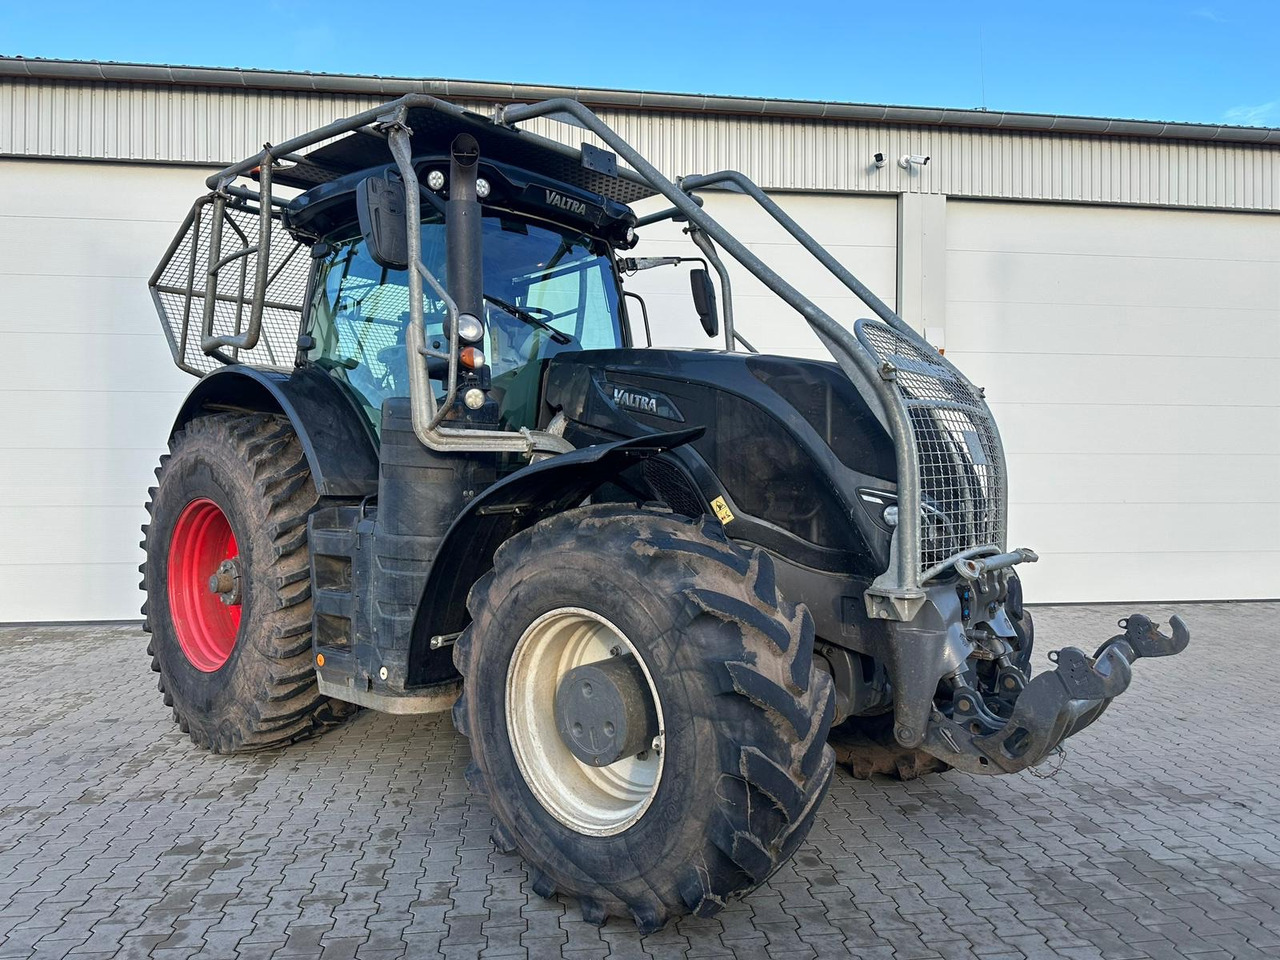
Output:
(268, 109), (651, 448)
(295, 190), (628, 436)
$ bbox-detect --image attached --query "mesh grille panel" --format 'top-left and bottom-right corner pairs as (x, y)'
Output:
(151, 196), (310, 375)
(857, 320), (1006, 574)
(642, 458), (706, 520)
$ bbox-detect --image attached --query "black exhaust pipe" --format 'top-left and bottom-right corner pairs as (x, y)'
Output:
(446, 134), (484, 330)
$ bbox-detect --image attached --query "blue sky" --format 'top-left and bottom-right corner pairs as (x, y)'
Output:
(3, 1), (1277, 127)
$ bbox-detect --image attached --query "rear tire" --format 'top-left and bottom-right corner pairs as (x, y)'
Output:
(452, 505), (836, 932)
(141, 413), (355, 753)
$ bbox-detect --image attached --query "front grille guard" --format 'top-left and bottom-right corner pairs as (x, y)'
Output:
(854, 319), (1009, 583)
(148, 93), (1027, 615)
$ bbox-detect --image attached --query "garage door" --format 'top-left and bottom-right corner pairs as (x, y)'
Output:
(624, 192), (897, 359)
(0, 160), (212, 622)
(946, 200), (1280, 602)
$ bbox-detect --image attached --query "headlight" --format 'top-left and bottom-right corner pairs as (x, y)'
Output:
(456, 314), (484, 342)
(859, 490), (949, 531)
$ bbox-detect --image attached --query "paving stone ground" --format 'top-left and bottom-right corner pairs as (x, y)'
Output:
(0, 601), (1277, 959)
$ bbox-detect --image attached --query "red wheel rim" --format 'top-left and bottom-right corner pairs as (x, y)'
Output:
(167, 497), (242, 672)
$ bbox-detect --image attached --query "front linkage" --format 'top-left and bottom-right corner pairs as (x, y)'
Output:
(958, 612), (1190, 774)
(906, 577), (1191, 776)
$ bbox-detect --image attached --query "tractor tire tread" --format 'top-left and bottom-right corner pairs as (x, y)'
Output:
(141, 412), (355, 754)
(452, 504), (834, 931)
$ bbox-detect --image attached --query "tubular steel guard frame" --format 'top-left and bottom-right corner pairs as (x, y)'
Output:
(150, 92), (1019, 615)
(149, 191), (309, 375)
(499, 97), (1012, 619)
(150, 94), (571, 456)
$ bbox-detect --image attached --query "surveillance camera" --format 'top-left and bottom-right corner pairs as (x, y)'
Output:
(873, 152), (886, 168)
(898, 154), (931, 168)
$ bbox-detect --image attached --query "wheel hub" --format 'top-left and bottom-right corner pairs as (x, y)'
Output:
(167, 497), (242, 672)
(207, 558), (242, 605)
(506, 608), (665, 836)
(554, 655), (659, 767)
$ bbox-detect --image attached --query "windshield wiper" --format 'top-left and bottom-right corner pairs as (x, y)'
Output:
(483, 294), (573, 345)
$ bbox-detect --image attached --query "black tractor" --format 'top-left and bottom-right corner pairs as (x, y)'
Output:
(143, 95), (1189, 931)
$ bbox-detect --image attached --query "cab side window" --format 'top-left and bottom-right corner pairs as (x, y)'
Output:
(307, 218), (448, 432)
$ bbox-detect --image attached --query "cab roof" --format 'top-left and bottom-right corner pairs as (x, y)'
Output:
(271, 105), (658, 207)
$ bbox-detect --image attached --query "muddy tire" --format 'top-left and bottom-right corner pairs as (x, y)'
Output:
(452, 505), (836, 932)
(141, 413), (355, 753)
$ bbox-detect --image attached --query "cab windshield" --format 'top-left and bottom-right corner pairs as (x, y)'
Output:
(308, 212), (624, 434)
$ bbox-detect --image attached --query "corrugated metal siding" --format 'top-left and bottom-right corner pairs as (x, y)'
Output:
(1, 80), (389, 165)
(3, 78), (1277, 211)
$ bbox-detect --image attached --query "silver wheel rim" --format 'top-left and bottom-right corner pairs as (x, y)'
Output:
(506, 607), (664, 836)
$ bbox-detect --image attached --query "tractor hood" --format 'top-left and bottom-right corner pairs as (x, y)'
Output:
(543, 349), (899, 578)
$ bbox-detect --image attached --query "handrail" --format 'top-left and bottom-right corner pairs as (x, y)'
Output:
(684, 227), (735, 351)
(381, 108), (571, 456)
(678, 170), (905, 335)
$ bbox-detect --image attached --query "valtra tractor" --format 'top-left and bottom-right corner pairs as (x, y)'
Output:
(143, 94), (1190, 930)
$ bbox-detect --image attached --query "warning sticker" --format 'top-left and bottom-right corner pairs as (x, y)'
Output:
(710, 496), (735, 525)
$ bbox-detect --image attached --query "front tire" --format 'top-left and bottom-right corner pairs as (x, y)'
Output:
(141, 413), (354, 753)
(452, 505), (836, 932)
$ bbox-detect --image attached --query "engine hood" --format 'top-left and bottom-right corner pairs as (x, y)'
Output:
(543, 348), (899, 576)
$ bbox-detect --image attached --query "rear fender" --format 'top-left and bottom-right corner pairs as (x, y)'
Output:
(172, 365), (379, 498)
(406, 427), (703, 684)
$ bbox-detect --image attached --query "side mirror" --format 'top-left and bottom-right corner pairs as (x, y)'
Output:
(356, 173), (408, 269)
(690, 268), (719, 339)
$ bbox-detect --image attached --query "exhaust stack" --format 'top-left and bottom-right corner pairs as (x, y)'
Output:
(446, 134), (484, 333)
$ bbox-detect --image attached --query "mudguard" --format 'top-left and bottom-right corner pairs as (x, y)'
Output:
(171, 365), (379, 499)
(407, 426), (704, 681)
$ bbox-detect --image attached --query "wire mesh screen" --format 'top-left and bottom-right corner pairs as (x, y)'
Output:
(856, 320), (1007, 575)
(150, 194), (310, 376)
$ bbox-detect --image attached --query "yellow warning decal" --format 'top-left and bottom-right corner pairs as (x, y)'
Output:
(710, 496), (735, 525)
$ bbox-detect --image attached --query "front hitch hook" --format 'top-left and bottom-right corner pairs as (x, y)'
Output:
(1098, 613), (1190, 662)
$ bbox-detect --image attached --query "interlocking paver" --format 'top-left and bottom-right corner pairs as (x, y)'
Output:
(1, 602), (1277, 960)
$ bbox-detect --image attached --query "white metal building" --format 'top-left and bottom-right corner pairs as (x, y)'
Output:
(1, 57), (1277, 621)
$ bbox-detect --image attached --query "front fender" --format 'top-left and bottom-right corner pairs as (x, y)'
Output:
(406, 426), (703, 684)
(172, 365), (379, 499)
